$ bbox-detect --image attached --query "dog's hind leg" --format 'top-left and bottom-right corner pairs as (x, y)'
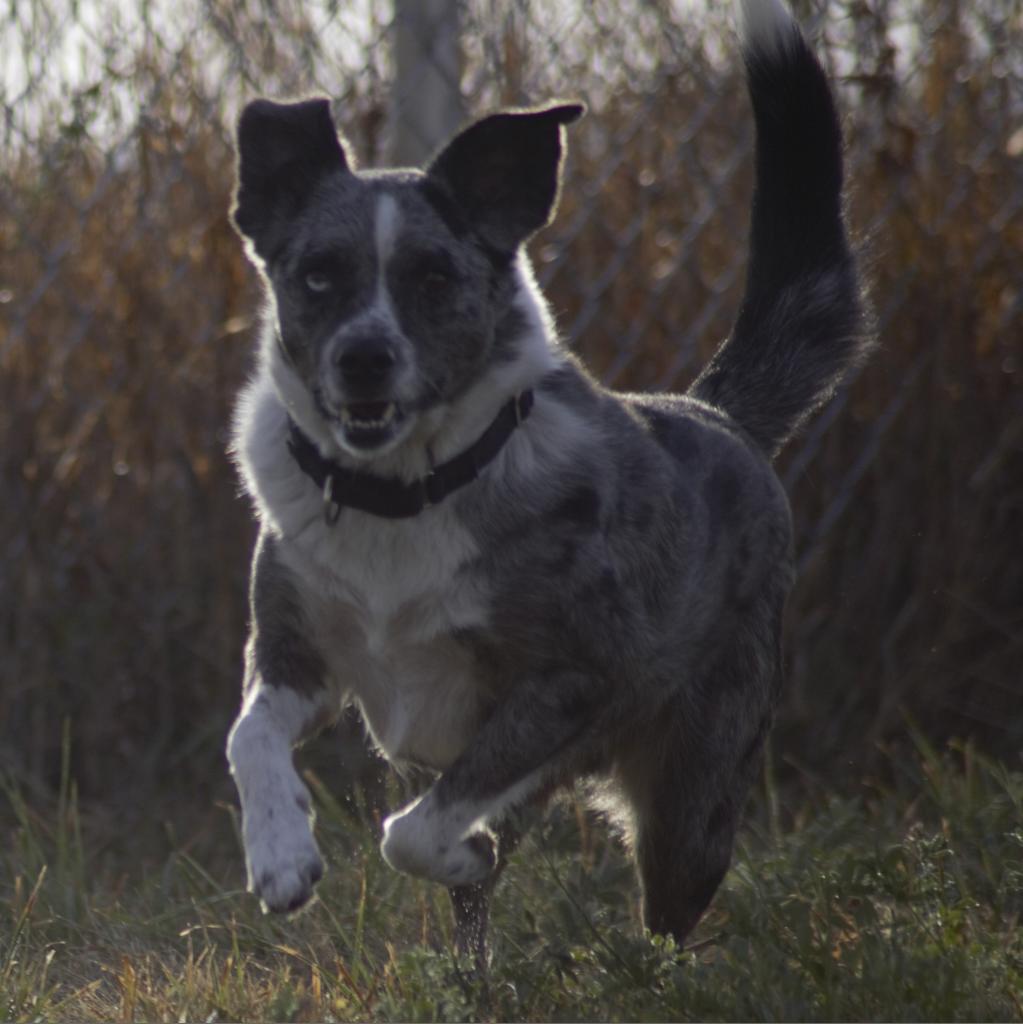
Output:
(619, 586), (785, 945)
(448, 817), (524, 968)
(449, 881), (494, 967)
(381, 669), (602, 889)
(622, 735), (751, 945)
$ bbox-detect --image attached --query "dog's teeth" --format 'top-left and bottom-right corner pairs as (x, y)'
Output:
(342, 403), (398, 430)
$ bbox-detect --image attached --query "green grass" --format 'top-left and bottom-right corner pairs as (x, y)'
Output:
(2, 737), (1022, 1022)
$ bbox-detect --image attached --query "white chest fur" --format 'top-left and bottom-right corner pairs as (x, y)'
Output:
(278, 505), (489, 770)
(236, 376), (489, 769)
(284, 497), (487, 770)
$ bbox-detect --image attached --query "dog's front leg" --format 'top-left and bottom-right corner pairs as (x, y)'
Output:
(227, 682), (329, 913)
(227, 534), (333, 913)
(381, 670), (603, 887)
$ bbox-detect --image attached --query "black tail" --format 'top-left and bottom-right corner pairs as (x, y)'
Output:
(689, 0), (872, 457)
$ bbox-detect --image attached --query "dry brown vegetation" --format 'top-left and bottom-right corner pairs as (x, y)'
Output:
(1, 0), (1020, 810)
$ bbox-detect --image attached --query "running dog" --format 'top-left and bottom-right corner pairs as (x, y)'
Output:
(225, 0), (871, 960)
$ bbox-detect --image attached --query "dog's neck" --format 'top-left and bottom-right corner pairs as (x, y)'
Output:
(286, 390), (534, 521)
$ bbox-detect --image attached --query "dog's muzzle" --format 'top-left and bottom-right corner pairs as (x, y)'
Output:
(324, 334), (411, 453)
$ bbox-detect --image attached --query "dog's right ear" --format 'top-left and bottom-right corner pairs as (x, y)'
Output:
(232, 98), (352, 260)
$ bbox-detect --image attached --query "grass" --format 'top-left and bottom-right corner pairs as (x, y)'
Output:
(2, 735), (1022, 1022)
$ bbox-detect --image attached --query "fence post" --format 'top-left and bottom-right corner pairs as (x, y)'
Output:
(389, 0), (465, 167)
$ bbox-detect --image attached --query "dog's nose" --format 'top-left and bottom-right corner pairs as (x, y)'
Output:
(335, 337), (397, 386)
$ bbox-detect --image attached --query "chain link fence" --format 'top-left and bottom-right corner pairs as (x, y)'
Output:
(2, 0), (1021, 800)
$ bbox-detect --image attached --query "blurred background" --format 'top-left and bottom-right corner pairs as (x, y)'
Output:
(1, 0), (1020, 815)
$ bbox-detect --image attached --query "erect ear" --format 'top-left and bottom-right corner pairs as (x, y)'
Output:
(231, 97), (352, 259)
(426, 102), (585, 255)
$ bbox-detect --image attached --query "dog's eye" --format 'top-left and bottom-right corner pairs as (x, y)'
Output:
(420, 270), (453, 296)
(304, 270), (332, 294)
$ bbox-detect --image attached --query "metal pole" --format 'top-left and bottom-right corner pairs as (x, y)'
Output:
(389, 0), (465, 167)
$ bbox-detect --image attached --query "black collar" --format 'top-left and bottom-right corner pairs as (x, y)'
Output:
(286, 390), (534, 522)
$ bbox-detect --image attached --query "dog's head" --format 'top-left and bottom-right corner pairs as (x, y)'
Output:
(232, 98), (583, 460)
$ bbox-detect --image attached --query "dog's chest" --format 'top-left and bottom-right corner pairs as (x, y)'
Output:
(281, 506), (489, 769)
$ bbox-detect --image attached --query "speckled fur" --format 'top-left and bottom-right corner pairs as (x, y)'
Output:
(224, 0), (871, 960)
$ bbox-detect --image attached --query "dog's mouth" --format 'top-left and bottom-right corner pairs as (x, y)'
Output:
(334, 400), (407, 452)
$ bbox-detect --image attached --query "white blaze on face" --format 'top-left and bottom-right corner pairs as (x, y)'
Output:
(319, 191), (405, 406)
(317, 189), (425, 460)
(372, 192), (402, 328)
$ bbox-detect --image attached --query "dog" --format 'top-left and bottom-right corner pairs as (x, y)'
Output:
(225, 0), (871, 962)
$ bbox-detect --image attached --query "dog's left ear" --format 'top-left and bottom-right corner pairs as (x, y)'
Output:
(426, 102), (585, 255)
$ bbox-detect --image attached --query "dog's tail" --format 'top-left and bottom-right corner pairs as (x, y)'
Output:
(689, 0), (872, 457)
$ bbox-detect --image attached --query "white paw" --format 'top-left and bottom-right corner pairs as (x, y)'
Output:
(243, 786), (324, 914)
(380, 796), (496, 887)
